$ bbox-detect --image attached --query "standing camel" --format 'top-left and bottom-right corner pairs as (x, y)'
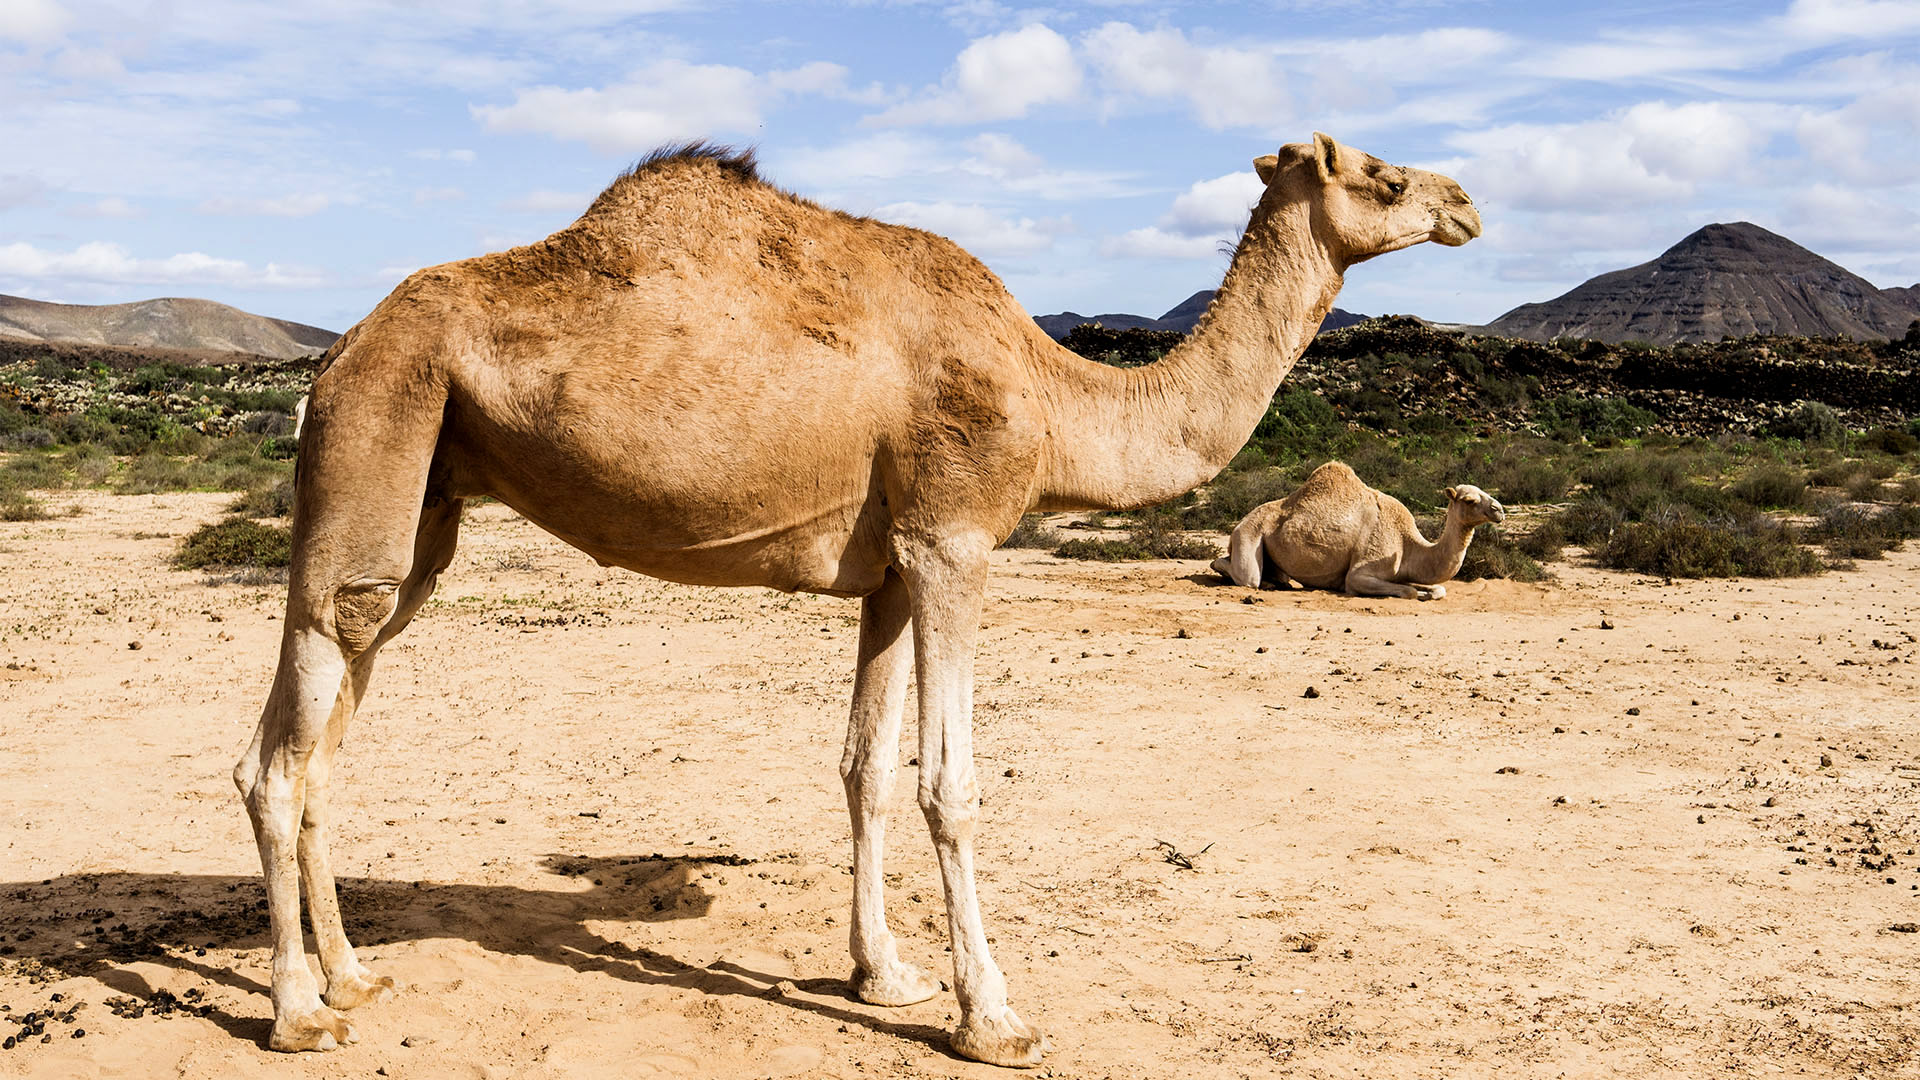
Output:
(234, 133), (1479, 1067)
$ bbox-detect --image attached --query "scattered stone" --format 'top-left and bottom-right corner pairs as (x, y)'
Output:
(1891, 923), (1919, 933)
(1242, 595), (1263, 605)
(127, 641), (142, 650)
(1763, 796), (1777, 807)
(1254, 646), (1268, 654)
(1173, 628), (1194, 639)
(1600, 619), (1614, 630)
(1302, 686), (1320, 699)
(1626, 707), (1641, 716)
(1495, 766), (1519, 775)
(1003, 768), (1018, 778)
(1819, 753), (1833, 768)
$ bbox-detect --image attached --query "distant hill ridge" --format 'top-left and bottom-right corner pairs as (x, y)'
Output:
(0, 294), (337, 360)
(1486, 222), (1920, 345)
(1034, 289), (1365, 339)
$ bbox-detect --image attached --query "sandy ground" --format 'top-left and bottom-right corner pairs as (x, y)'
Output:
(2, 491), (1917, 1080)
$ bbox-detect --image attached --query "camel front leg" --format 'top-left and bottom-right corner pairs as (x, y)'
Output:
(840, 568), (940, 1006)
(899, 538), (1047, 1068)
(299, 497), (459, 1010)
(234, 626), (358, 1052)
(1212, 516), (1265, 587)
(1344, 567), (1442, 600)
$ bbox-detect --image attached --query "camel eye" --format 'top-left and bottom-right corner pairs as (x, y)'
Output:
(1386, 179), (1407, 197)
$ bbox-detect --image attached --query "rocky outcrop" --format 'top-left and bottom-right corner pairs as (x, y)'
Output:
(1486, 223), (1919, 344)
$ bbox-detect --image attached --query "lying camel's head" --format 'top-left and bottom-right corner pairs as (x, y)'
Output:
(1253, 132), (1481, 266)
(1445, 484), (1505, 526)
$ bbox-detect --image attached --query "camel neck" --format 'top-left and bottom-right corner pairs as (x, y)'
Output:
(1405, 507), (1476, 585)
(1028, 196), (1344, 511)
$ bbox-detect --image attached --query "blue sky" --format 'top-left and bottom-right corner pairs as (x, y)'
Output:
(2, 0), (1918, 333)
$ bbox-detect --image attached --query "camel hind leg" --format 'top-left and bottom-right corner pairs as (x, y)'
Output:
(233, 356), (449, 1052)
(301, 496), (463, 1012)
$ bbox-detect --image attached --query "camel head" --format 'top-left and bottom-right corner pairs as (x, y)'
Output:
(1445, 484), (1505, 527)
(1253, 132), (1481, 266)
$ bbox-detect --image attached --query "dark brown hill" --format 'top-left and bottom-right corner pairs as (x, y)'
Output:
(1033, 289), (1361, 338)
(0, 294), (336, 359)
(1486, 222), (1919, 344)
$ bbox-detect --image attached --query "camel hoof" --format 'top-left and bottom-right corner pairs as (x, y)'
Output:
(1424, 585), (1446, 601)
(852, 960), (940, 1007)
(324, 969), (398, 1010)
(268, 1005), (357, 1052)
(950, 1007), (1048, 1068)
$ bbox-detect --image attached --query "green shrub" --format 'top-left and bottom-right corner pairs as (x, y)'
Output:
(998, 514), (1061, 549)
(1554, 498), (1626, 546)
(1, 492), (52, 521)
(174, 517), (293, 569)
(1856, 427), (1920, 456)
(228, 477), (297, 518)
(1183, 467), (1294, 531)
(1771, 401), (1845, 445)
(1252, 388), (1342, 448)
(1457, 527), (1549, 582)
(1537, 394), (1656, 441)
(1054, 513), (1219, 562)
(1807, 503), (1920, 560)
(1808, 457), (1866, 488)
(1846, 474), (1886, 503)
(1517, 518), (1567, 561)
(1484, 459), (1571, 504)
(1595, 515), (1822, 578)
(1730, 465), (1808, 509)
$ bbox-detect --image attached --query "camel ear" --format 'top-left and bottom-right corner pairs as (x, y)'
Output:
(1446, 486), (1459, 501)
(1253, 154), (1279, 185)
(1313, 132), (1340, 179)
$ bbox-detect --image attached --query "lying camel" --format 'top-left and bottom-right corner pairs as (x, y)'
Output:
(1211, 461), (1504, 600)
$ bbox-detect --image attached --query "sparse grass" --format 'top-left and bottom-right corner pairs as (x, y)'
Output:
(999, 514), (1063, 549)
(174, 517), (292, 570)
(1178, 467), (1294, 532)
(1, 491), (53, 521)
(1054, 513), (1220, 562)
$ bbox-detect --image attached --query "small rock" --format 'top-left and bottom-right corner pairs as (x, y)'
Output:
(93, 606), (108, 615)
(127, 641), (142, 651)
(401, 1034), (432, 1047)
(1697, 814), (1706, 824)
(1173, 628), (1193, 639)
(1495, 766), (1519, 775)
(1762, 796), (1776, 807)
(1599, 619), (1614, 630)
(1625, 707), (1641, 716)
(1003, 768), (1018, 778)
(1552, 796), (1567, 805)
(1819, 753), (1833, 768)
(1241, 595), (1263, 605)
(1302, 686), (1319, 699)
(1254, 646), (1268, 654)
(1890, 923), (1919, 933)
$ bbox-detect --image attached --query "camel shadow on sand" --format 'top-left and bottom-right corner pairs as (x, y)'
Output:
(0, 855), (952, 1056)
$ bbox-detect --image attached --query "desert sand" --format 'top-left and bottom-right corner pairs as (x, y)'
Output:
(2, 491), (1917, 1078)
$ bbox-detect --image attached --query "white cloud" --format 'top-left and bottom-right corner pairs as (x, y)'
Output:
(474, 58), (851, 153)
(68, 196), (141, 218)
(0, 241), (325, 288)
(0, 174), (47, 211)
(1082, 22), (1289, 130)
(1100, 169), (1263, 260)
(410, 148), (477, 164)
(196, 193), (333, 217)
(870, 24), (1081, 126)
(0, 0), (68, 44)
(872, 200), (1065, 255)
(413, 186), (466, 204)
(1101, 226), (1220, 260)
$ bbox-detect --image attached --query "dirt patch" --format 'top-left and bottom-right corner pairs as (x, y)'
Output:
(3, 492), (1917, 1078)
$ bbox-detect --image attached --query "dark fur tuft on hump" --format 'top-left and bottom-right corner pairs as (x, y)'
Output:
(629, 141), (760, 183)
(580, 142), (762, 218)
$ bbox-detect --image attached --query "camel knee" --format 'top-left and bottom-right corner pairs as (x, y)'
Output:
(332, 581), (400, 657)
(918, 779), (980, 845)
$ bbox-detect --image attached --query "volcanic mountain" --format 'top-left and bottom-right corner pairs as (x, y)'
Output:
(0, 294), (337, 359)
(1034, 289), (1363, 339)
(1486, 222), (1920, 344)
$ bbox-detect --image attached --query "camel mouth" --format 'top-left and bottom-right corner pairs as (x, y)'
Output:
(1487, 504), (1506, 524)
(1431, 206), (1482, 247)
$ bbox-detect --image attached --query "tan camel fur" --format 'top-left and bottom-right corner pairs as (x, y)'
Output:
(233, 133), (1479, 1067)
(1211, 461), (1505, 600)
